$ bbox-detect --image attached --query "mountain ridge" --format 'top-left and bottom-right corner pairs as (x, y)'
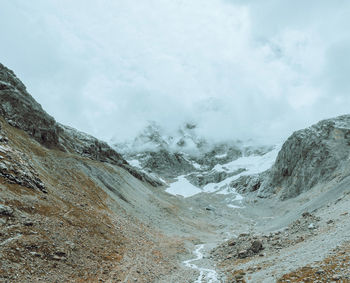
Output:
(0, 63), (162, 187)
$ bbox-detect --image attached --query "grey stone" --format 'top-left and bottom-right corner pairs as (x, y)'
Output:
(0, 204), (14, 216)
(237, 249), (249, 259)
(250, 240), (263, 253)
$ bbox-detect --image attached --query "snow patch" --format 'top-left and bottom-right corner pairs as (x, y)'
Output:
(166, 175), (202, 198)
(214, 153), (227, 159)
(213, 144), (281, 175)
(203, 144), (281, 194)
(128, 159), (142, 168)
(227, 204), (243, 209)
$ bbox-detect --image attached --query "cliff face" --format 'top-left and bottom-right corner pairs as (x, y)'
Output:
(232, 115), (350, 199)
(0, 64), (161, 187)
(0, 63), (59, 147)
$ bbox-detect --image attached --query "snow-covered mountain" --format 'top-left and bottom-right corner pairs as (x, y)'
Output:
(112, 122), (279, 202)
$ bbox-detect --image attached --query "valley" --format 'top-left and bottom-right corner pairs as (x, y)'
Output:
(0, 63), (349, 283)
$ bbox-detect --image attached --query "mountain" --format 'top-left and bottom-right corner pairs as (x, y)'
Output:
(1, 63), (349, 282)
(231, 115), (350, 199)
(113, 121), (275, 193)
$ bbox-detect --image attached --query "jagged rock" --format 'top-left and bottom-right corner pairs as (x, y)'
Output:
(186, 168), (245, 188)
(302, 212), (312, 218)
(129, 150), (195, 179)
(58, 124), (127, 166)
(0, 63), (60, 147)
(0, 134), (8, 143)
(0, 204), (14, 216)
(192, 144), (242, 169)
(230, 171), (269, 194)
(231, 115), (350, 199)
(250, 240), (263, 253)
(0, 145), (47, 192)
(263, 115), (350, 199)
(237, 249), (249, 259)
(120, 163), (164, 187)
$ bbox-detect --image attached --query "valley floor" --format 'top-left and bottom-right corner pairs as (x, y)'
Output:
(153, 178), (350, 283)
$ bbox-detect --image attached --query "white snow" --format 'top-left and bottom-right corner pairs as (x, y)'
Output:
(128, 159), (142, 168)
(214, 153), (227, 159)
(166, 175), (202, 198)
(191, 161), (202, 170)
(213, 145), (280, 174)
(227, 204), (243, 209)
(182, 154), (202, 170)
(204, 144), (281, 193)
(166, 145), (281, 200)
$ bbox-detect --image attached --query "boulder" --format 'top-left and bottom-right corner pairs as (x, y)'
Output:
(250, 240), (263, 253)
(0, 204), (14, 216)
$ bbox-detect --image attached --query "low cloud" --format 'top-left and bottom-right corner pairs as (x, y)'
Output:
(1, 0), (349, 144)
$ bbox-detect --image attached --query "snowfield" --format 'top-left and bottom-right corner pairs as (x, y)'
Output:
(166, 175), (202, 197)
(165, 144), (281, 200)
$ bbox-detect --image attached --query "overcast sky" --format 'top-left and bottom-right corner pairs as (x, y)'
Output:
(1, 0), (350, 144)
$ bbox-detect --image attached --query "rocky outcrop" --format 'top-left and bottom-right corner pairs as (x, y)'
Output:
(187, 168), (246, 188)
(233, 115), (350, 199)
(0, 63), (60, 147)
(0, 124), (46, 192)
(133, 150), (196, 179)
(267, 115), (350, 199)
(58, 124), (127, 166)
(0, 63), (160, 187)
(191, 144), (242, 170)
(230, 171), (269, 194)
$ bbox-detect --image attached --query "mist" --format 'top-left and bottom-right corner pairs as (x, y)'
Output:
(1, 0), (350, 144)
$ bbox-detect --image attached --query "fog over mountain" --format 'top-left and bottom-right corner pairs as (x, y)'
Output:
(1, 0), (350, 144)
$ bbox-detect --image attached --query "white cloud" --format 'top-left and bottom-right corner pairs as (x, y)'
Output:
(0, 0), (349, 144)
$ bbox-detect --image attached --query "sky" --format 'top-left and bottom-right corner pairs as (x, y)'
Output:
(1, 0), (350, 144)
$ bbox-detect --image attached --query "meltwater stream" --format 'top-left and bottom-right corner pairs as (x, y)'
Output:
(183, 244), (220, 283)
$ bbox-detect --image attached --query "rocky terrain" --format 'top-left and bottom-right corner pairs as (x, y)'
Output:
(113, 121), (273, 190)
(231, 115), (350, 200)
(0, 63), (198, 282)
(1, 63), (350, 283)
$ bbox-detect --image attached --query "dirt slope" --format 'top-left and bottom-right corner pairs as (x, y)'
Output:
(0, 117), (190, 282)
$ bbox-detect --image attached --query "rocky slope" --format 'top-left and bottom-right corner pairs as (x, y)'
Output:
(0, 63), (201, 282)
(231, 115), (350, 200)
(0, 63), (161, 188)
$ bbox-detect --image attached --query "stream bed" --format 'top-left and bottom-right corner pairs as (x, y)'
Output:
(183, 244), (220, 283)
